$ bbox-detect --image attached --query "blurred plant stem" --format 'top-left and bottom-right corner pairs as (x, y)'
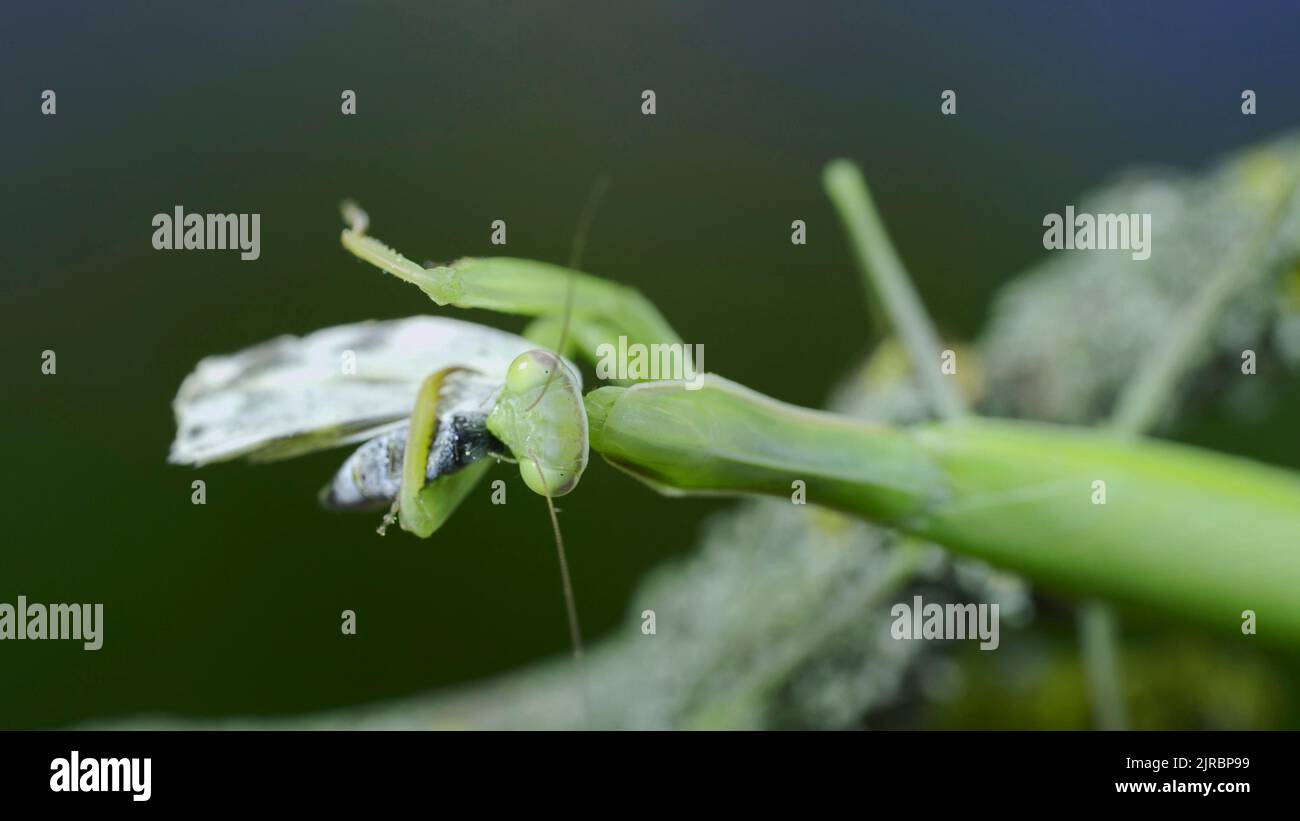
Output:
(1078, 602), (1127, 729)
(1110, 158), (1300, 435)
(1088, 150), (1300, 730)
(823, 160), (967, 422)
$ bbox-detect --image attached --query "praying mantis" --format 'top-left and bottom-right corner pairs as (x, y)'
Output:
(170, 160), (1300, 660)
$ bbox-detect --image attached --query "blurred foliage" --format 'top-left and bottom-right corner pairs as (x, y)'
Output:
(928, 636), (1293, 730)
(982, 135), (1300, 425)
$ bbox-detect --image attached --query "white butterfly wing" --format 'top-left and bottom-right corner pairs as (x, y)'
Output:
(169, 316), (542, 466)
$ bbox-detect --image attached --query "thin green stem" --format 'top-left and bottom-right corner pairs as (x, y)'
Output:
(822, 160), (967, 421)
(1109, 162), (1300, 434)
(1078, 602), (1127, 730)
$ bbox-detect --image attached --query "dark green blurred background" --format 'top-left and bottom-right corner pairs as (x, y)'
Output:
(3, 1), (1299, 728)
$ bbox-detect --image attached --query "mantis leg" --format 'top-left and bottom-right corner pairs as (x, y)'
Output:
(392, 367), (492, 538)
(340, 204), (681, 355)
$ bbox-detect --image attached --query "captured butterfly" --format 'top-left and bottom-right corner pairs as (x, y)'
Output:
(170, 315), (588, 532)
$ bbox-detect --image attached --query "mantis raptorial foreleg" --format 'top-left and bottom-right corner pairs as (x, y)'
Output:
(343, 202), (607, 720)
(386, 367), (492, 538)
(340, 202), (681, 356)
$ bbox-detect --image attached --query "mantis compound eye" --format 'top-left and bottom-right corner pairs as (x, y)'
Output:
(505, 349), (555, 393)
(489, 350), (589, 497)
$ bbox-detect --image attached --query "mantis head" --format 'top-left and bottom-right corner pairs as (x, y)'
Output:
(487, 350), (589, 498)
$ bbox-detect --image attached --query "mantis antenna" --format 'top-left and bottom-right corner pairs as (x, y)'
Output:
(529, 448), (591, 720)
(527, 177), (611, 723)
(527, 175), (611, 411)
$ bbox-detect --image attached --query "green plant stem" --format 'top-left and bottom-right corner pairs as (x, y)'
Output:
(823, 160), (1123, 730)
(1077, 602), (1127, 729)
(1110, 169), (1300, 434)
(823, 160), (967, 421)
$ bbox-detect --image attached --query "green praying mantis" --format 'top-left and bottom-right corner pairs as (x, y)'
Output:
(170, 161), (1300, 662)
